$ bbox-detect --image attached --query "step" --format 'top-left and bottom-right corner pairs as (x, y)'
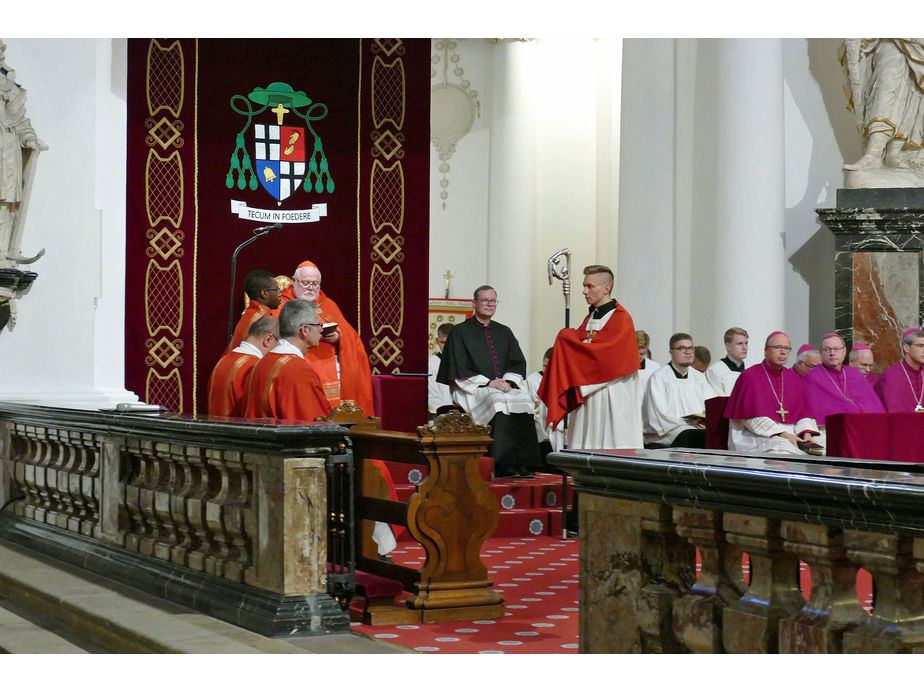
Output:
(0, 540), (404, 654)
(0, 600), (90, 654)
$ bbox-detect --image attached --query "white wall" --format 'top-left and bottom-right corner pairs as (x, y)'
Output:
(0, 38), (135, 408)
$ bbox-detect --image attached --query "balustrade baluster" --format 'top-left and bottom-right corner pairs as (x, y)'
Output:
(672, 507), (745, 653)
(185, 452), (217, 572)
(151, 443), (181, 562)
(842, 531), (924, 653)
(204, 452), (234, 576)
(778, 522), (869, 653)
(722, 513), (805, 653)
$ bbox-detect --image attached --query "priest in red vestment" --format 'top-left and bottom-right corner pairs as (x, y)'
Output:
(244, 298), (331, 422)
(803, 333), (884, 432)
(874, 328), (924, 412)
(208, 315), (278, 417)
(222, 269), (282, 357)
(275, 260), (375, 416)
(538, 264), (642, 450)
(724, 331), (819, 454)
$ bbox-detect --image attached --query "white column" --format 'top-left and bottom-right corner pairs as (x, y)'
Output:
(486, 40), (536, 361)
(713, 39), (787, 347)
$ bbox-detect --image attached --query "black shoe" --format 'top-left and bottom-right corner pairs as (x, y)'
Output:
(494, 467), (520, 478)
(518, 467), (535, 478)
(378, 553), (394, 563)
(565, 529), (579, 538)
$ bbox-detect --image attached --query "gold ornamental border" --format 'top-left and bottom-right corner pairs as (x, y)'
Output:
(366, 39), (408, 374)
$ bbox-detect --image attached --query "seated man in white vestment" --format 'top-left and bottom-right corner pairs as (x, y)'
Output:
(635, 329), (661, 394)
(436, 285), (541, 478)
(525, 347), (564, 455)
(724, 331), (820, 455)
(427, 322), (454, 415)
(539, 264), (642, 450)
(643, 333), (714, 448)
(705, 326), (749, 396)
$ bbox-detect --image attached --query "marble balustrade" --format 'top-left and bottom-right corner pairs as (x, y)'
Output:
(550, 447), (924, 654)
(0, 403), (353, 635)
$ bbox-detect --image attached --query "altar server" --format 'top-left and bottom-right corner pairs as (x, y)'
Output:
(539, 264), (642, 450)
(705, 327), (748, 396)
(208, 315), (278, 417)
(642, 333), (713, 448)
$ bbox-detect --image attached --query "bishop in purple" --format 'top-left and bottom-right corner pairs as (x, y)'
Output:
(875, 328), (924, 412)
(724, 331), (819, 454)
(803, 333), (885, 426)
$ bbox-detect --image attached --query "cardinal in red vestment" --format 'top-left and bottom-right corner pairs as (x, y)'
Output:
(274, 260), (375, 416)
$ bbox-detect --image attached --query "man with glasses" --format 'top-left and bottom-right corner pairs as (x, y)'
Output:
(724, 331), (820, 454)
(803, 333), (884, 444)
(275, 259), (375, 416)
(243, 298), (331, 421)
(875, 328), (924, 412)
(208, 315), (279, 417)
(642, 333), (714, 448)
(437, 285), (541, 478)
(223, 269), (282, 357)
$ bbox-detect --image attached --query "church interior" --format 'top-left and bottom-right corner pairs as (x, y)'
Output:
(0, 27), (923, 676)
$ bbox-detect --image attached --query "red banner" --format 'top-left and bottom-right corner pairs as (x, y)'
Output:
(126, 39), (430, 414)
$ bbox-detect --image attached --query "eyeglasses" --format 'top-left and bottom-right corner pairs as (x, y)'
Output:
(476, 299), (499, 305)
(262, 286), (281, 293)
(296, 279), (321, 288)
(303, 322), (323, 330)
(671, 346), (695, 353)
(767, 345), (792, 352)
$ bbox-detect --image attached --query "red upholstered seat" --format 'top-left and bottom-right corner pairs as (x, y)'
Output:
(705, 396), (730, 450)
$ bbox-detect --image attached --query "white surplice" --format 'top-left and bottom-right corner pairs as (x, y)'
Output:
(450, 370), (535, 427)
(705, 358), (743, 397)
(565, 310), (643, 450)
(526, 370), (564, 452)
(727, 416), (819, 455)
(642, 364), (713, 446)
(427, 353), (453, 412)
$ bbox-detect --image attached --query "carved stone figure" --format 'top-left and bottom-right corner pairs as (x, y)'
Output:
(0, 40), (46, 333)
(842, 39), (924, 188)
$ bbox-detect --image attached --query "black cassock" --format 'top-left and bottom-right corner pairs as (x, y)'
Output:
(436, 317), (542, 477)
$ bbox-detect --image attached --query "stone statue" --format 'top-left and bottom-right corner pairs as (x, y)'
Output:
(842, 39), (924, 188)
(0, 40), (46, 333)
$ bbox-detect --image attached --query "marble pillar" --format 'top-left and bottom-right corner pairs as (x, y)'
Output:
(713, 39), (786, 342)
(817, 188), (924, 372)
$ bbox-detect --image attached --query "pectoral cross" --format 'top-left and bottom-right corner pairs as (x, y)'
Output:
(777, 405), (788, 423)
(443, 269), (453, 299)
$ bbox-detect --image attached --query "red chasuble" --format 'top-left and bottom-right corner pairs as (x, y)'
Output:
(276, 287), (375, 416)
(243, 352), (332, 422)
(724, 360), (814, 424)
(875, 361), (924, 412)
(207, 350), (259, 417)
(223, 301), (271, 357)
(537, 303), (638, 427)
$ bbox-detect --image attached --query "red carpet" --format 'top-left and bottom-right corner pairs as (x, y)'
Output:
(350, 536), (580, 654)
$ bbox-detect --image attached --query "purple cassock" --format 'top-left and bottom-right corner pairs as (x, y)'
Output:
(875, 361), (924, 412)
(803, 363), (885, 424)
(725, 360), (814, 425)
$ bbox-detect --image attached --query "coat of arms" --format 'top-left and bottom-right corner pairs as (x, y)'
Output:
(226, 81), (334, 204)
